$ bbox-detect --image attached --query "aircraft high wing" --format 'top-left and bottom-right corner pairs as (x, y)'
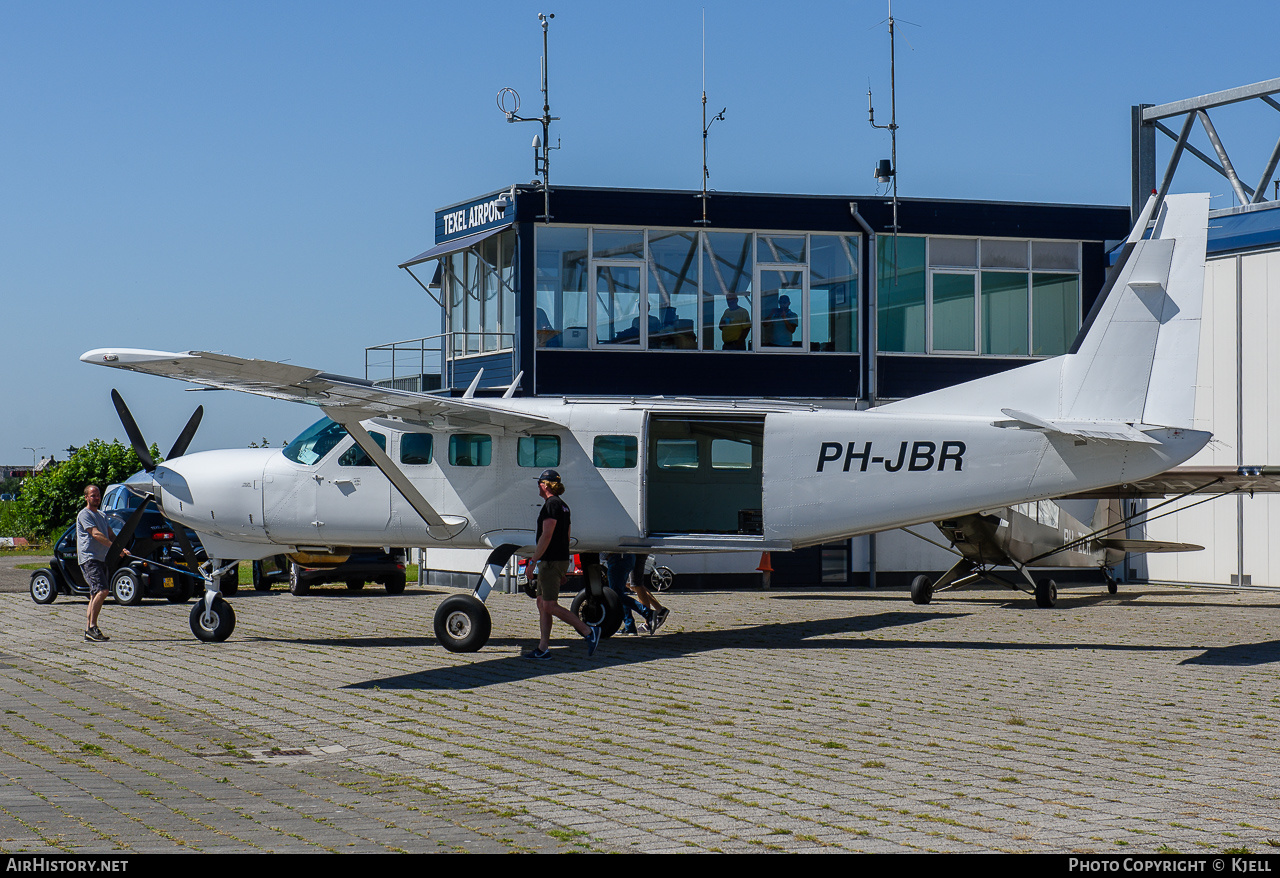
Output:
(905, 465), (1280, 607)
(80, 193), (1216, 652)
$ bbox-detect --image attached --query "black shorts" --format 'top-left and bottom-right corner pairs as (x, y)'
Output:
(81, 560), (109, 595)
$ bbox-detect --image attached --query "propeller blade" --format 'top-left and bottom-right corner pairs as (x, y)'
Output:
(111, 389), (156, 472)
(105, 501), (148, 570)
(172, 524), (202, 584)
(166, 405), (204, 460)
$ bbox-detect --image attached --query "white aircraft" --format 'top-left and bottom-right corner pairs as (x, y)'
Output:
(82, 193), (1213, 652)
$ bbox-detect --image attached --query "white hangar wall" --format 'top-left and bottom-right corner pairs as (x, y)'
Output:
(1144, 244), (1280, 588)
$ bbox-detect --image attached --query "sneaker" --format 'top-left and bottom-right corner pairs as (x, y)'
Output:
(584, 625), (601, 657)
(635, 621), (650, 635)
(522, 647), (552, 660)
(84, 627), (108, 643)
(651, 608), (670, 633)
(619, 623), (636, 636)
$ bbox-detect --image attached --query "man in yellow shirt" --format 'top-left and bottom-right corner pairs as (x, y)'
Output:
(718, 293), (750, 350)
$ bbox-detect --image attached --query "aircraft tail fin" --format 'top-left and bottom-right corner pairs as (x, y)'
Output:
(875, 193), (1210, 431)
(1059, 192), (1210, 428)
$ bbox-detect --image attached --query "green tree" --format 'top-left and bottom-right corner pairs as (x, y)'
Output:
(17, 439), (157, 537)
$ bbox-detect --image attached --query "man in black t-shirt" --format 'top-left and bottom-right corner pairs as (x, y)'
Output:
(524, 470), (600, 659)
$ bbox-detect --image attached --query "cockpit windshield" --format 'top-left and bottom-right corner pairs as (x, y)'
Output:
(283, 417), (349, 465)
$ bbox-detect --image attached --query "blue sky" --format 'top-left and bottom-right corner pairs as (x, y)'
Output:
(2, 0), (1277, 466)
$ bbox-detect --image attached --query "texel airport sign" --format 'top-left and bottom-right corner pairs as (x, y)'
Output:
(436, 194), (512, 243)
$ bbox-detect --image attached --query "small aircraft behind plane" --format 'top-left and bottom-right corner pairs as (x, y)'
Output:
(903, 463), (1280, 607)
(82, 193), (1214, 652)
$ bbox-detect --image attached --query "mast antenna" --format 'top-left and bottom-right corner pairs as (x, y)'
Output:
(868, 1), (901, 273)
(697, 8), (726, 225)
(496, 13), (560, 222)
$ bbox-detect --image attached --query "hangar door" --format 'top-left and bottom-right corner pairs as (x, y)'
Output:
(646, 416), (764, 535)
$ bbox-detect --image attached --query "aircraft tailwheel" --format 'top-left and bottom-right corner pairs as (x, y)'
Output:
(189, 595), (236, 642)
(1035, 578), (1057, 609)
(434, 594), (491, 653)
(910, 574), (934, 605)
(570, 587), (623, 639)
(1105, 571), (1118, 595)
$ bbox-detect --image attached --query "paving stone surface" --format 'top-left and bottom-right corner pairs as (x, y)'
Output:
(1, 581), (1278, 853)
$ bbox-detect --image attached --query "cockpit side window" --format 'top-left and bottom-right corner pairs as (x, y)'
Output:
(339, 431), (387, 466)
(283, 418), (349, 465)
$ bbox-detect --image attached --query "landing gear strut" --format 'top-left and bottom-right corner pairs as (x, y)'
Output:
(190, 558), (240, 642)
(432, 544), (515, 653)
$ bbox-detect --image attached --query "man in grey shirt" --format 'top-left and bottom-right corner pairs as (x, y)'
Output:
(77, 484), (128, 642)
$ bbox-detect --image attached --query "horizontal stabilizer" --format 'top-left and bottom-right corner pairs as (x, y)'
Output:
(1096, 538), (1203, 554)
(996, 409), (1160, 444)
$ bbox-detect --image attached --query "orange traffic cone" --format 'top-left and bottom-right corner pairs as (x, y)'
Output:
(757, 552), (772, 589)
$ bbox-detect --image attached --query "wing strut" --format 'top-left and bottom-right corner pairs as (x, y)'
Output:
(323, 408), (468, 541)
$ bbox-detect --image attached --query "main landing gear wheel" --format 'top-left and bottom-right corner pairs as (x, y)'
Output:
(111, 568), (143, 606)
(30, 570), (57, 605)
(434, 594), (491, 653)
(189, 595), (236, 642)
(910, 574), (934, 605)
(1035, 578), (1058, 609)
(570, 587), (623, 639)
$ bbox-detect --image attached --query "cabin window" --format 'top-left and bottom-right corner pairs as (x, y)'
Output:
(518, 435), (561, 467)
(449, 434), (492, 466)
(339, 431), (386, 466)
(400, 433), (433, 465)
(592, 435), (637, 468)
(711, 438), (754, 470)
(654, 439), (699, 470)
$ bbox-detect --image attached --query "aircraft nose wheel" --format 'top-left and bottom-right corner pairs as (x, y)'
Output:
(910, 574), (934, 605)
(434, 594), (492, 653)
(1035, 578), (1058, 609)
(189, 595), (236, 642)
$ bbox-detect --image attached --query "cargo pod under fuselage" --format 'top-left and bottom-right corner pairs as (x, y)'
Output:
(645, 415), (764, 537)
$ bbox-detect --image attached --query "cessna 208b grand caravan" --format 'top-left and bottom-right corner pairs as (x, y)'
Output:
(83, 193), (1212, 652)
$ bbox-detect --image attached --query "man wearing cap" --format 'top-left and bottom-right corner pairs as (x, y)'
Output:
(524, 469), (600, 659)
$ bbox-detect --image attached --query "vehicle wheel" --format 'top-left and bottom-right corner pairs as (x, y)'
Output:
(219, 562), (239, 596)
(165, 578), (192, 604)
(385, 573), (406, 595)
(189, 595), (236, 642)
(346, 579), (366, 591)
(29, 570), (58, 605)
(910, 574), (934, 605)
(570, 587), (623, 639)
(252, 560), (270, 591)
(1035, 578), (1057, 608)
(649, 566), (674, 592)
(111, 568), (143, 606)
(433, 594), (491, 653)
(288, 563), (310, 596)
